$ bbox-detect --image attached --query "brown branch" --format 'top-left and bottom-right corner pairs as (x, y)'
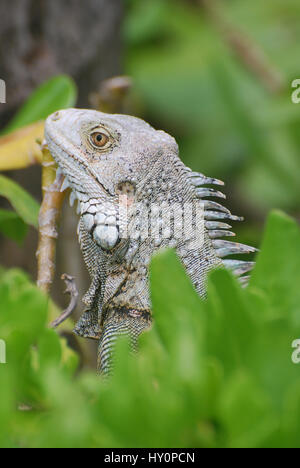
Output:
(50, 274), (79, 328)
(36, 144), (67, 294)
(199, 0), (284, 94)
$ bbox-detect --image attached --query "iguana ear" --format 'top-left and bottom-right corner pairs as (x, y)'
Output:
(188, 169), (257, 283)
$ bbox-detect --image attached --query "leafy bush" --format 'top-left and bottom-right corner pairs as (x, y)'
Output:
(0, 211), (299, 448)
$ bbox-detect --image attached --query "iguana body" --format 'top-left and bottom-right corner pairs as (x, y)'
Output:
(45, 109), (255, 373)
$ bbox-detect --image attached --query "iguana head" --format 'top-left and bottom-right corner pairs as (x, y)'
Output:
(45, 108), (178, 251)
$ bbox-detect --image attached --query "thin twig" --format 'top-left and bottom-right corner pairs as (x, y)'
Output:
(200, 0), (284, 94)
(36, 144), (67, 293)
(50, 274), (79, 328)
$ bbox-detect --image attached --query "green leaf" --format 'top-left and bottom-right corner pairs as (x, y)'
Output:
(206, 269), (258, 374)
(38, 329), (62, 369)
(150, 248), (204, 352)
(0, 209), (28, 243)
(0, 175), (39, 227)
(220, 371), (278, 448)
(3, 75), (77, 134)
(250, 210), (300, 325)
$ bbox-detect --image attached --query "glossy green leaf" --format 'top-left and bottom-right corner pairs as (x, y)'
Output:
(0, 175), (39, 227)
(250, 211), (300, 325)
(3, 75), (77, 134)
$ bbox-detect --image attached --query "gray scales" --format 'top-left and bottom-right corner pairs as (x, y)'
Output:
(45, 109), (256, 373)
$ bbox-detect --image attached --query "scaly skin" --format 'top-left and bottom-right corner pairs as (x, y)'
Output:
(45, 108), (256, 373)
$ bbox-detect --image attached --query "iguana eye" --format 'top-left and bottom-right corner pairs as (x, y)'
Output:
(90, 131), (110, 148)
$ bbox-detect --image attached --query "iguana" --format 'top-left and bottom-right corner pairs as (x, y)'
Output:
(45, 108), (256, 373)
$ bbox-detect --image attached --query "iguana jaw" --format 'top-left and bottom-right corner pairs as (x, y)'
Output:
(45, 114), (114, 198)
(45, 112), (122, 251)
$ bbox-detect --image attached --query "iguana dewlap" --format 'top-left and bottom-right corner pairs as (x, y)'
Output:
(45, 108), (256, 373)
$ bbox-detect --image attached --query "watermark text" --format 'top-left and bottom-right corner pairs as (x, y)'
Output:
(291, 79), (300, 104)
(0, 339), (6, 364)
(0, 79), (6, 104)
(291, 339), (300, 364)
